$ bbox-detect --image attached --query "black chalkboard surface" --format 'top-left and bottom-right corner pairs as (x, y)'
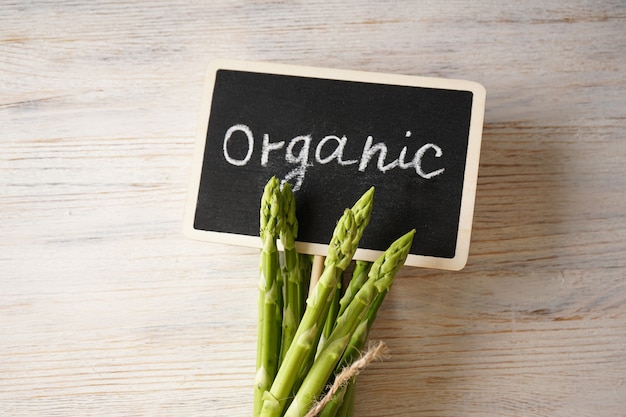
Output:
(184, 60), (485, 270)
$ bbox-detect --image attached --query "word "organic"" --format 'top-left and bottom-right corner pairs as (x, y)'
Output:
(222, 123), (445, 191)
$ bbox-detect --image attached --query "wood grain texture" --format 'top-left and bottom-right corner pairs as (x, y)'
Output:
(1, 1), (625, 416)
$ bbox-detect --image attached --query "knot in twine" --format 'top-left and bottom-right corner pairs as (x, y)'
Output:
(304, 340), (390, 417)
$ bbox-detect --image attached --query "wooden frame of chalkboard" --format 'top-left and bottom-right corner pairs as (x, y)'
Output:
(184, 60), (485, 271)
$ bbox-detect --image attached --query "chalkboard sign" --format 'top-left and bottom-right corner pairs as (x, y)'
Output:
(184, 60), (485, 270)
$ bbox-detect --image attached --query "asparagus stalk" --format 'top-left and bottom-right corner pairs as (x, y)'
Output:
(349, 187), (375, 247)
(298, 254), (312, 319)
(319, 276), (341, 351)
(254, 177), (283, 417)
(279, 182), (300, 363)
(301, 188), (378, 400)
(334, 378), (356, 417)
(338, 261), (372, 318)
(322, 283), (389, 417)
(320, 188), (375, 347)
(331, 237), (411, 417)
(317, 378), (349, 417)
(338, 267), (391, 372)
(259, 208), (360, 417)
(317, 262), (372, 417)
(284, 229), (415, 417)
(319, 260), (370, 361)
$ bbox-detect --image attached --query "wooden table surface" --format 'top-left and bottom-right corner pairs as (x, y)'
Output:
(2, 1), (625, 416)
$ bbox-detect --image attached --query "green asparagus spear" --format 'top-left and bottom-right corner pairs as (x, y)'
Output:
(284, 229), (415, 417)
(338, 261), (372, 318)
(298, 254), (312, 319)
(324, 280), (389, 416)
(338, 267), (391, 372)
(317, 378), (348, 417)
(300, 187), (378, 399)
(319, 260), (370, 360)
(320, 188), (375, 346)
(279, 182), (300, 363)
(332, 233), (413, 416)
(259, 208), (360, 417)
(349, 187), (375, 246)
(254, 177), (283, 417)
(317, 261), (372, 417)
(334, 378), (356, 417)
(320, 283), (341, 348)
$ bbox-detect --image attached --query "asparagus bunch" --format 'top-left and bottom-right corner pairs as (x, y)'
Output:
(254, 177), (414, 417)
(284, 230), (415, 417)
(260, 207), (362, 417)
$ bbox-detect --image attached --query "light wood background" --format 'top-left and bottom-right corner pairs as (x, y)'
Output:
(2, 1), (625, 416)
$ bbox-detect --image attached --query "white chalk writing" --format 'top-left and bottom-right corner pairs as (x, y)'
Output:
(222, 124), (445, 191)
